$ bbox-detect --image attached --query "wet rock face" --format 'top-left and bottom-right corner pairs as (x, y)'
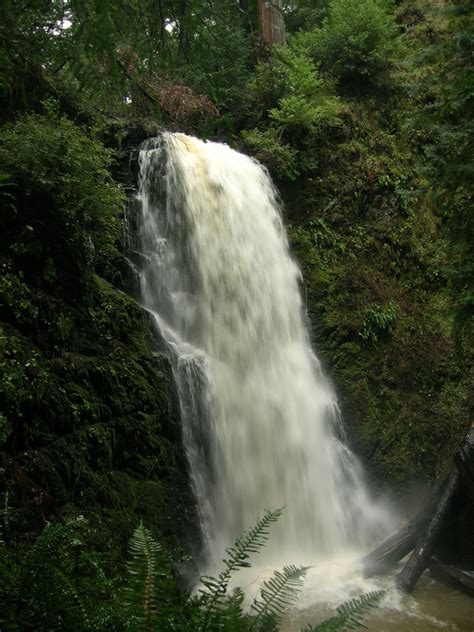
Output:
(2, 272), (198, 557)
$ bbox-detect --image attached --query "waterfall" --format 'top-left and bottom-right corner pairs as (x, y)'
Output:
(136, 133), (389, 570)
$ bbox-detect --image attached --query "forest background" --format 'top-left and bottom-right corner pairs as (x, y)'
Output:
(0, 0), (472, 628)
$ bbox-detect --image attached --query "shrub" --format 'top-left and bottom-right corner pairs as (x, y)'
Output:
(0, 106), (124, 270)
(256, 47), (342, 135)
(359, 300), (397, 344)
(241, 128), (300, 180)
(242, 48), (341, 179)
(296, 0), (399, 85)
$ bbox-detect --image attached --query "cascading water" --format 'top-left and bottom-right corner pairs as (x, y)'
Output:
(136, 133), (390, 571)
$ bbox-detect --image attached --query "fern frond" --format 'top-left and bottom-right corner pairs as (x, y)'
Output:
(223, 508), (283, 572)
(199, 508), (283, 631)
(221, 586), (248, 630)
(304, 590), (385, 632)
(336, 590), (384, 630)
(50, 565), (91, 629)
(23, 516), (90, 630)
(127, 521), (162, 631)
(250, 564), (308, 631)
(128, 521), (161, 563)
(26, 516), (86, 574)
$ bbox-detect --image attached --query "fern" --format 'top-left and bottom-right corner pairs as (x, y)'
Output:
(49, 565), (91, 627)
(304, 590), (385, 631)
(199, 508), (283, 631)
(3, 513), (384, 632)
(23, 516), (90, 631)
(127, 521), (162, 632)
(26, 516), (84, 572)
(217, 586), (248, 631)
(250, 564), (308, 631)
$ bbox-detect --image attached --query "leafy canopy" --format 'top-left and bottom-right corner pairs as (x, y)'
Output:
(293, 0), (399, 85)
(0, 106), (124, 267)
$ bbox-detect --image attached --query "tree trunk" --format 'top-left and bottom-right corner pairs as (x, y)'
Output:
(429, 558), (474, 597)
(396, 427), (474, 593)
(258, 0), (286, 45)
(362, 426), (474, 580)
(395, 469), (460, 592)
(178, 1), (188, 57)
(361, 494), (437, 576)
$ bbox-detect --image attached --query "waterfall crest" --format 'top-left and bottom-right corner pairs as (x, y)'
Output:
(137, 133), (389, 569)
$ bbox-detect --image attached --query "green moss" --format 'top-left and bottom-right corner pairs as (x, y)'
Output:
(282, 90), (470, 492)
(0, 116), (197, 562)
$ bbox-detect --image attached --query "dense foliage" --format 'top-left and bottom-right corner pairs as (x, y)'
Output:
(0, 0), (472, 628)
(0, 510), (383, 631)
(240, 0), (472, 485)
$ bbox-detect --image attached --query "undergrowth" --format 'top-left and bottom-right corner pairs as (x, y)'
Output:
(0, 509), (383, 631)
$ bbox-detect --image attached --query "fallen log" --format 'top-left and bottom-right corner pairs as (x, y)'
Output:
(362, 425), (474, 579)
(396, 427), (474, 593)
(455, 448), (474, 501)
(361, 499), (435, 576)
(428, 558), (474, 597)
(396, 468), (460, 592)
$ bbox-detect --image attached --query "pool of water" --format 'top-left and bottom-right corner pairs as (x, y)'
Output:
(284, 575), (474, 631)
(237, 556), (474, 632)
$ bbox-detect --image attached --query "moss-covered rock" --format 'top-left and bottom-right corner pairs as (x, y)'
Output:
(282, 96), (471, 492)
(0, 113), (197, 562)
(1, 274), (196, 558)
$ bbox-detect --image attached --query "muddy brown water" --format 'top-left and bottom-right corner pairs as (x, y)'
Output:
(236, 558), (473, 632)
(282, 572), (474, 632)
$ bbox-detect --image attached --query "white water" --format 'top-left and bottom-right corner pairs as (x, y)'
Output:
(282, 563), (474, 631)
(136, 133), (392, 573)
